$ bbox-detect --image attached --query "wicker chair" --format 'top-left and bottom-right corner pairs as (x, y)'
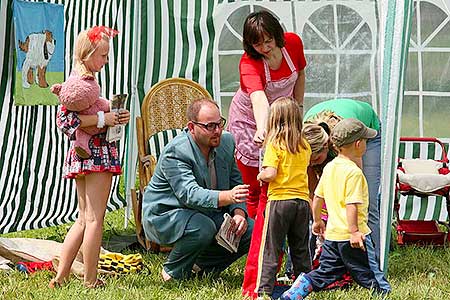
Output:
(132, 78), (211, 252)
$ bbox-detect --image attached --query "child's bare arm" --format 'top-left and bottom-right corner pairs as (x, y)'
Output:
(257, 166), (277, 182)
(79, 112), (117, 127)
(307, 167), (319, 200)
(311, 195), (326, 236)
(312, 195), (324, 223)
(346, 203), (366, 251)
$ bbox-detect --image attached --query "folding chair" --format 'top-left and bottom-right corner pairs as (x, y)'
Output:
(394, 137), (450, 246)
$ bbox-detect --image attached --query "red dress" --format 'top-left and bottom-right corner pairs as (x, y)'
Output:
(56, 105), (122, 179)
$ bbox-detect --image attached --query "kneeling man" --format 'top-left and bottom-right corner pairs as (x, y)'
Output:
(142, 98), (253, 280)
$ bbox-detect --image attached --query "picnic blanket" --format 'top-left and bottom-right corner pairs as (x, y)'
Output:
(0, 237), (108, 277)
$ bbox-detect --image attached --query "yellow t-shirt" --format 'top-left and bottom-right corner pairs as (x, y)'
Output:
(314, 156), (371, 241)
(262, 140), (311, 202)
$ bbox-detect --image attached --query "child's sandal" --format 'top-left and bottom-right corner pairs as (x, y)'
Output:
(84, 278), (105, 289)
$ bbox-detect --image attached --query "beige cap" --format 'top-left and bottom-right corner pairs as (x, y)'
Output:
(331, 118), (377, 147)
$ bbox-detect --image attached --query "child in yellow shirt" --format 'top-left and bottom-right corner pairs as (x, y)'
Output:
(256, 97), (311, 298)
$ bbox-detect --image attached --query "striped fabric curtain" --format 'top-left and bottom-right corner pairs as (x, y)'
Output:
(125, 0), (217, 214)
(378, 0), (414, 270)
(0, 0), (136, 233)
(135, 0), (216, 99)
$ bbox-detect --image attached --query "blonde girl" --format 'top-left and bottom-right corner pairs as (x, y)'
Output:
(49, 26), (130, 288)
(255, 97), (312, 298)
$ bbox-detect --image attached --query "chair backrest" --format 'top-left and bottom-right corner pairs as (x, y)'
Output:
(141, 78), (212, 142)
(148, 128), (184, 161)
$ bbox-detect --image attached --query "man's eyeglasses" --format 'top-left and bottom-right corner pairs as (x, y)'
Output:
(192, 117), (226, 131)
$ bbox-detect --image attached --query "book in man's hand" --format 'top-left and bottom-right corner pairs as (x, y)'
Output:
(215, 213), (241, 253)
(106, 94), (127, 142)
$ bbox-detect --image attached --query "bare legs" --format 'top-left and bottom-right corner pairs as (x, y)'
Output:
(82, 172), (112, 285)
(51, 172), (112, 287)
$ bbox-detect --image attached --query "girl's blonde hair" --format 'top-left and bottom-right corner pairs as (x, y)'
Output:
(265, 97), (307, 153)
(73, 30), (110, 76)
(302, 123), (329, 154)
(305, 110), (342, 131)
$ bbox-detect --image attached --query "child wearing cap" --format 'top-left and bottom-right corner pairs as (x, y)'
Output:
(281, 118), (391, 300)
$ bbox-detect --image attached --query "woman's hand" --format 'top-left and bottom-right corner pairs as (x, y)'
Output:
(253, 128), (266, 145)
(250, 91), (269, 146)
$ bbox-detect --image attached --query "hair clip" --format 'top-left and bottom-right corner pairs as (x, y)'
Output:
(87, 26), (119, 43)
(318, 122), (330, 135)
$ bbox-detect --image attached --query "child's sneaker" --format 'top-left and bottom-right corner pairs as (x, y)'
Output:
(280, 273), (313, 300)
(276, 274), (293, 285)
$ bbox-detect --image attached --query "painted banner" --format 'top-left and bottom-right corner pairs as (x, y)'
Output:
(13, 0), (64, 105)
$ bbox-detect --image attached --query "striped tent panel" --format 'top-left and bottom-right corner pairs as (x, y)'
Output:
(125, 0), (217, 213)
(137, 0), (216, 103)
(378, 0), (414, 269)
(397, 138), (450, 221)
(0, 0), (136, 233)
(148, 129), (183, 161)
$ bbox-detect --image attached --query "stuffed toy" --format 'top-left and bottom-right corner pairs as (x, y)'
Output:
(51, 72), (110, 158)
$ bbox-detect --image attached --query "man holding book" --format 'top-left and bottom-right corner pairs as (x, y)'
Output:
(142, 98), (254, 281)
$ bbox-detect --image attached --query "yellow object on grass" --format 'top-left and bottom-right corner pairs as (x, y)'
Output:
(98, 253), (144, 274)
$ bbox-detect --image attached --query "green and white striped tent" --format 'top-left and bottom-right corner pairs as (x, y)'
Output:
(1, 0), (449, 271)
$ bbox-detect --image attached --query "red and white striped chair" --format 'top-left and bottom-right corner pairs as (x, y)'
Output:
(395, 137), (450, 245)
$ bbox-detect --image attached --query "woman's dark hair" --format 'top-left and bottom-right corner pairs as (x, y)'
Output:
(243, 10), (285, 60)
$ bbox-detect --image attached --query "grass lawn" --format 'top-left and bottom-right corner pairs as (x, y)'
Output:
(1, 208), (450, 300)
